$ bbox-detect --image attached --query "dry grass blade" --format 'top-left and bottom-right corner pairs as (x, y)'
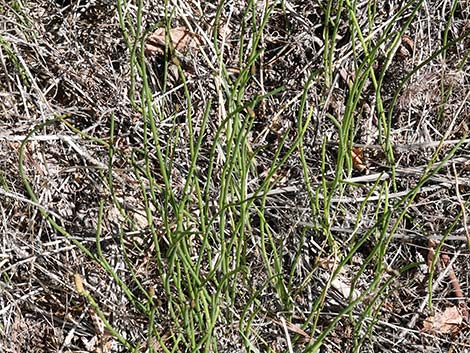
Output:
(272, 317), (314, 344)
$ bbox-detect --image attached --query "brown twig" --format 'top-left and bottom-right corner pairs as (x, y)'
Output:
(440, 253), (469, 321)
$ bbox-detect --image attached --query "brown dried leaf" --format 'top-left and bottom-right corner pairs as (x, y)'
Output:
(145, 26), (201, 56)
(74, 273), (85, 294)
(351, 147), (368, 173)
(422, 306), (463, 334)
(398, 34), (414, 58)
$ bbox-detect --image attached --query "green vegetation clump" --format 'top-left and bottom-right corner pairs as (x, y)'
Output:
(0, 0), (469, 352)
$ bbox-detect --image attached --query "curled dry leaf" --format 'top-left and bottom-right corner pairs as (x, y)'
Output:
(352, 147), (368, 174)
(398, 34), (414, 58)
(145, 26), (201, 56)
(422, 306), (463, 334)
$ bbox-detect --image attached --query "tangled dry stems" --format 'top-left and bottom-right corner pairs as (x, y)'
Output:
(0, 0), (470, 352)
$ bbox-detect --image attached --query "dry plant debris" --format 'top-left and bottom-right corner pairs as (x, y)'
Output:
(351, 147), (369, 174)
(423, 306), (464, 335)
(144, 26), (201, 56)
(1, 0), (470, 352)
